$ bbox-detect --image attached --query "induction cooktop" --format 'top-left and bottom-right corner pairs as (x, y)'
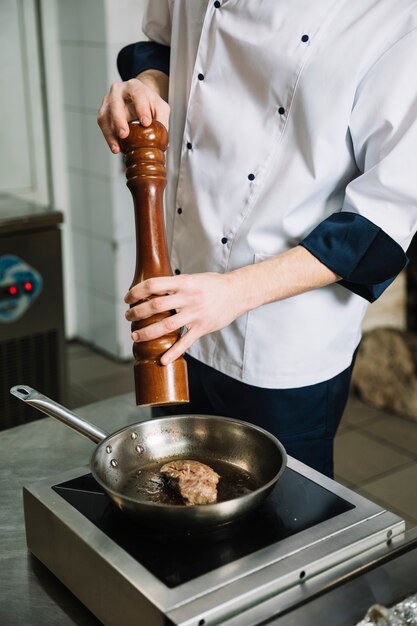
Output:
(24, 456), (405, 626)
(52, 467), (354, 588)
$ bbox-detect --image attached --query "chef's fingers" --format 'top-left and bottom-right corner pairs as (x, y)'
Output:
(104, 80), (150, 138)
(112, 79), (169, 131)
(125, 276), (183, 304)
(131, 311), (189, 343)
(98, 77), (170, 153)
(153, 98), (170, 132)
(160, 327), (197, 365)
(123, 79), (157, 128)
(125, 294), (183, 322)
(98, 80), (153, 148)
(97, 97), (122, 153)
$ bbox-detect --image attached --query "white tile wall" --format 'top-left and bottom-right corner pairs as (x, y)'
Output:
(116, 234), (136, 358)
(115, 237), (136, 358)
(64, 107), (84, 169)
(88, 175), (114, 238)
(60, 45), (83, 107)
(112, 171), (136, 240)
(115, 236), (136, 295)
(75, 284), (92, 341)
(104, 0), (146, 45)
(106, 44), (123, 85)
(57, 0), (148, 358)
(72, 229), (91, 289)
(56, 0), (83, 42)
(83, 109), (115, 178)
(68, 170), (88, 231)
(90, 236), (116, 299)
(91, 292), (118, 355)
(81, 45), (109, 110)
(80, 0), (107, 44)
(56, 0), (106, 43)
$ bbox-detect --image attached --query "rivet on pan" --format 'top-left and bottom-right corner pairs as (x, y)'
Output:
(105, 445), (112, 454)
(135, 444), (144, 454)
(110, 459), (118, 468)
(131, 432), (138, 440)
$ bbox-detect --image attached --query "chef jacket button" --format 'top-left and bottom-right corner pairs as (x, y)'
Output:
(278, 107), (285, 115)
(301, 34), (309, 42)
(221, 237), (228, 244)
(186, 142), (192, 150)
(214, 0), (221, 7)
(248, 173), (255, 181)
(174, 269), (181, 275)
(177, 207), (183, 214)
(198, 73), (205, 81)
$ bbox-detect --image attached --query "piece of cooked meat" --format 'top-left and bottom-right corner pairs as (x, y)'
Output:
(160, 460), (220, 505)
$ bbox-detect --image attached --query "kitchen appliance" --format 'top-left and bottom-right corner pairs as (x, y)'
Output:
(0, 195), (66, 429)
(23, 456), (404, 626)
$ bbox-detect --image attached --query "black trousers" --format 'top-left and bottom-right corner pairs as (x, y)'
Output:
(152, 354), (355, 478)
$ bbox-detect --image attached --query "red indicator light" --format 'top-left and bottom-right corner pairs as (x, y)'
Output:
(8, 285), (18, 295)
(24, 281), (33, 292)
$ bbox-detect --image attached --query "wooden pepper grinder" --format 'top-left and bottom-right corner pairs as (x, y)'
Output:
(120, 120), (189, 407)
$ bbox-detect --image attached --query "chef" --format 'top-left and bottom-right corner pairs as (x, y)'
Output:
(98, 0), (417, 478)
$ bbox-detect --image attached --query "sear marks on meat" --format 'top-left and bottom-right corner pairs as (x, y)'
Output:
(160, 460), (220, 505)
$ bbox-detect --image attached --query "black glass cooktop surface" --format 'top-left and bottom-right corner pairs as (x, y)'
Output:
(53, 469), (354, 588)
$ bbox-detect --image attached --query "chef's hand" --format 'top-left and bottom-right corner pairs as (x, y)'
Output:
(97, 70), (169, 154)
(124, 273), (245, 365)
(124, 247), (341, 365)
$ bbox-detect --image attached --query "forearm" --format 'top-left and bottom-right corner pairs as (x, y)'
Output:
(230, 246), (341, 316)
(124, 246), (340, 364)
(136, 69), (169, 102)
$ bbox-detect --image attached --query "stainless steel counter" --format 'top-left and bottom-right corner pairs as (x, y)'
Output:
(0, 392), (150, 625)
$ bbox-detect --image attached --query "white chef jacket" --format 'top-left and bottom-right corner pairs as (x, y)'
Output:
(126, 0), (417, 388)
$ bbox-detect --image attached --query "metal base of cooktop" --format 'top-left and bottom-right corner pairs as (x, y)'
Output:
(23, 457), (405, 626)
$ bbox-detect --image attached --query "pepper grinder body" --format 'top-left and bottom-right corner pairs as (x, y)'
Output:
(120, 121), (189, 407)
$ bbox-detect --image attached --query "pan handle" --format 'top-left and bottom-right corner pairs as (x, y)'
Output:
(10, 385), (109, 444)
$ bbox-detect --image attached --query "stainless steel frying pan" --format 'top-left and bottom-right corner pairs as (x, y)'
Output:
(10, 385), (286, 529)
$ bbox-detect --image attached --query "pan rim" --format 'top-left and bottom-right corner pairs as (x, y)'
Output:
(90, 414), (287, 511)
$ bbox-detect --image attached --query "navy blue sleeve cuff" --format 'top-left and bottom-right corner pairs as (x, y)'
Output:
(299, 212), (409, 302)
(117, 41), (170, 80)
